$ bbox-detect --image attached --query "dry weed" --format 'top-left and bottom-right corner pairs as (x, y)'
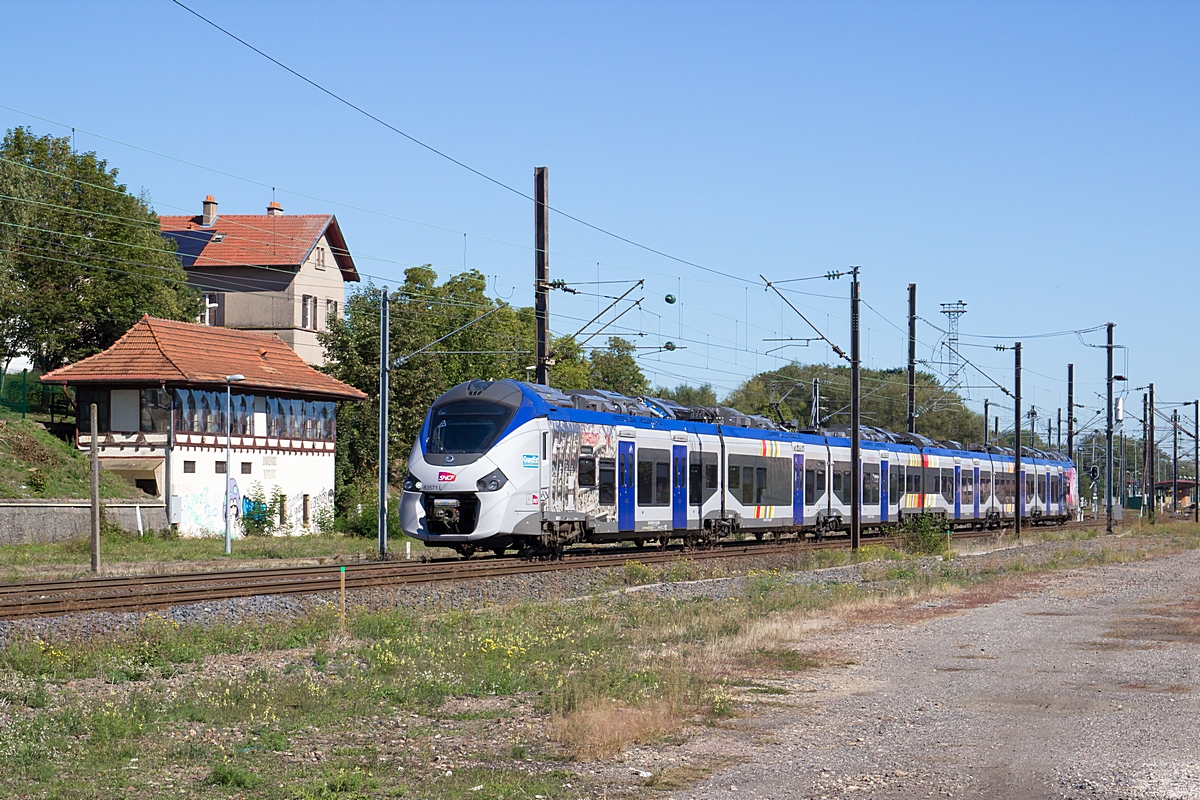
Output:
(553, 698), (682, 757)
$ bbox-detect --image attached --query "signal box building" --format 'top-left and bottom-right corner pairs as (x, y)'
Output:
(159, 196), (360, 366)
(40, 316), (366, 536)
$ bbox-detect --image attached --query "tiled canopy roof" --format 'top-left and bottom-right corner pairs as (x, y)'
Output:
(158, 213), (359, 282)
(41, 316), (367, 400)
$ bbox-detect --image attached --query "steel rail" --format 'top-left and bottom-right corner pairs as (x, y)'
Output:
(0, 521), (1094, 620)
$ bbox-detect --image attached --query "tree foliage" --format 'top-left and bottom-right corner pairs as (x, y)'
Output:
(319, 267), (649, 509)
(651, 382), (719, 407)
(0, 127), (199, 372)
(723, 363), (987, 443)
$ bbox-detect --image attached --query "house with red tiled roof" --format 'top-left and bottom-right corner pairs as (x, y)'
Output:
(41, 316), (366, 536)
(159, 196), (360, 365)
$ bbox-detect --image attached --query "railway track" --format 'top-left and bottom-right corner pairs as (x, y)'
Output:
(0, 520), (1097, 621)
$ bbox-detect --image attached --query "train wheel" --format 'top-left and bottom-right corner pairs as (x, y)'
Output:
(491, 546), (507, 558)
(754, 531), (765, 542)
(634, 539), (645, 548)
(658, 536), (670, 548)
(456, 544), (477, 559)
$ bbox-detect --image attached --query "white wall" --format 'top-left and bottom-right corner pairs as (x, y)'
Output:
(169, 443), (335, 537)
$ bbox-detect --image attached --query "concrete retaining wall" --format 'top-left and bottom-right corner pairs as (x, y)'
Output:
(0, 501), (168, 545)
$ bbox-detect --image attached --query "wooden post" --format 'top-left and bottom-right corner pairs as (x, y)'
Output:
(339, 565), (346, 633)
(90, 403), (100, 573)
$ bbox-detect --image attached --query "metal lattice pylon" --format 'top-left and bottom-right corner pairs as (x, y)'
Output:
(940, 300), (968, 389)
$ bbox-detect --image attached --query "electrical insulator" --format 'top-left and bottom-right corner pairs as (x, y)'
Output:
(1115, 397), (1124, 423)
(664, 294), (677, 304)
(664, 341), (676, 351)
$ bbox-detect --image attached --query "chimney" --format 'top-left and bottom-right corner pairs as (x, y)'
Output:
(266, 200), (284, 216)
(201, 195), (218, 226)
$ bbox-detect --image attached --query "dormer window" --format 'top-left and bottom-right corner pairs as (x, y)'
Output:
(211, 232), (226, 243)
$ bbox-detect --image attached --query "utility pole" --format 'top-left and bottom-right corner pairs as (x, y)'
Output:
(534, 167), (550, 385)
(1173, 409), (1179, 515)
(1194, 400), (1198, 523)
(1057, 408), (1062, 451)
(907, 283), (917, 433)
(983, 399), (989, 446)
(1014, 342), (1022, 539)
(850, 267), (861, 550)
(1105, 323), (1115, 534)
(1067, 364), (1075, 462)
(1149, 384), (1155, 523)
(378, 287), (390, 558)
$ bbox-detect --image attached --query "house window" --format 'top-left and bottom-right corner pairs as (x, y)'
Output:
(315, 246), (326, 270)
(326, 299), (338, 326)
(301, 295), (318, 330)
(183, 461), (196, 474)
(241, 462), (252, 474)
(200, 293), (225, 326)
(215, 461), (226, 474)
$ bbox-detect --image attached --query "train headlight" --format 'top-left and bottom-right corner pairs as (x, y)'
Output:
(476, 468), (508, 492)
(402, 474), (422, 492)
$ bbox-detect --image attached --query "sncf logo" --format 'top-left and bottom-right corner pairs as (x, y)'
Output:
(437, 472), (456, 483)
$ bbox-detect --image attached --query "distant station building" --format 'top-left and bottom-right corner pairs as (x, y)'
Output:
(1154, 479), (1197, 512)
(159, 196), (360, 365)
(40, 316), (365, 536)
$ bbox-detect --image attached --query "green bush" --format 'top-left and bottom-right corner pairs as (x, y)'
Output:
(205, 762), (261, 789)
(897, 514), (949, 555)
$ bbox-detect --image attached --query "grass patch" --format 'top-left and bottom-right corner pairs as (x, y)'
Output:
(0, 413), (145, 501)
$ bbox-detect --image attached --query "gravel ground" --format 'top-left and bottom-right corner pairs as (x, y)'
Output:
(0, 535), (1122, 647)
(618, 546), (1200, 800)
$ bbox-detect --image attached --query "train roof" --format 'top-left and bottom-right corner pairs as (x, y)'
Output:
(436, 380), (1073, 465)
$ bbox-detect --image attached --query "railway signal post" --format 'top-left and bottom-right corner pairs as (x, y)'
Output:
(90, 403), (100, 573)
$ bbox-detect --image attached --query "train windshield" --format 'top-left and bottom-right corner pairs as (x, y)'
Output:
(426, 400), (516, 454)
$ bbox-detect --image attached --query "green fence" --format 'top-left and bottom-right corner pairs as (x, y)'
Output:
(0, 371), (72, 420)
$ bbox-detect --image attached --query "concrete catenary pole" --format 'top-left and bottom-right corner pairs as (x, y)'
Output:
(534, 167), (550, 386)
(907, 283), (916, 434)
(90, 403), (100, 573)
(378, 287), (390, 558)
(1014, 343), (1022, 539)
(1106, 323), (1115, 534)
(850, 268), (862, 550)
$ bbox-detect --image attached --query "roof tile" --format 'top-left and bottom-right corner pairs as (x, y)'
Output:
(41, 316), (367, 401)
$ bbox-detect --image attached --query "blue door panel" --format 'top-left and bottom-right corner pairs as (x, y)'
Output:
(954, 465), (961, 520)
(880, 460), (890, 523)
(618, 441), (635, 532)
(793, 454), (804, 525)
(672, 445), (687, 530)
(973, 466), (980, 519)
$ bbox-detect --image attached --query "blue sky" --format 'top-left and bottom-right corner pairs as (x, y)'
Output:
(2, 1), (1197, 440)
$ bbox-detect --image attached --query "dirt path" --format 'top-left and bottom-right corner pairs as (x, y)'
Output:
(638, 549), (1200, 799)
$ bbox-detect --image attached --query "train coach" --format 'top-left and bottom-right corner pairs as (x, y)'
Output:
(400, 379), (1078, 557)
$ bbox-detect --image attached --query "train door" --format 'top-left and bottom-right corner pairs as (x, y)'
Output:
(880, 459), (889, 523)
(540, 430), (552, 512)
(672, 445), (687, 530)
(973, 466), (980, 519)
(793, 453), (805, 526)
(954, 464), (961, 520)
(618, 441), (635, 532)
(1019, 468), (1027, 521)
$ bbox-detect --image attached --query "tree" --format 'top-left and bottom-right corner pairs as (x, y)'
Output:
(651, 382), (719, 407)
(588, 337), (647, 395)
(0, 127), (199, 372)
(724, 362), (986, 442)
(320, 267), (535, 509)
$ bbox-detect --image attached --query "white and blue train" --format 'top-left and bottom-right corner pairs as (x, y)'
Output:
(400, 380), (1078, 557)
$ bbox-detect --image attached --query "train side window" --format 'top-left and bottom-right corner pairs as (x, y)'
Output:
(805, 461), (825, 504)
(1037, 474), (1047, 503)
(705, 463), (718, 490)
(979, 471), (991, 501)
(863, 463), (880, 505)
(655, 462), (671, 505)
(941, 469), (955, 503)
(598, 459), (616, 504)
(907, 470), (922, 495)
(578, 456), (596, 488)
(728, 463), (741, 490)
(889, 464), (904, 500)
(925, 469), (939, 496)
(962, 472), (974, 505)
(638, 448), (670, 507)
